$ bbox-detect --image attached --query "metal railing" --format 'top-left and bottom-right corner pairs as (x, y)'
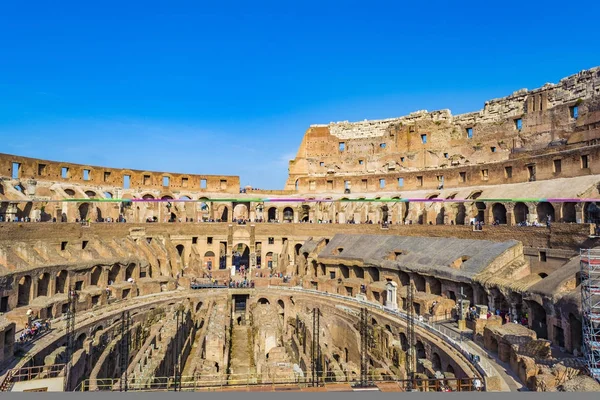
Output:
(267, 286), (497, 380)
(0, 364), (66, 391)
(77, 373), (478, 392)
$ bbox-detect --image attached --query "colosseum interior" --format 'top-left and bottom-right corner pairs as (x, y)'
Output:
(0, 66), (600, 392)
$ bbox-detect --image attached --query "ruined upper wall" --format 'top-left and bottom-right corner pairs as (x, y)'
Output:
(286, 67), (600, 190)
(0, 153), (240, 194)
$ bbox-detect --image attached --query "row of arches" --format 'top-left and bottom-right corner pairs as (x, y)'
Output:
(16, 263), (144, 307)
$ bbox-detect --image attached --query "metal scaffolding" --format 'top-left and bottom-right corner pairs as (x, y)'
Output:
(358, 307), (374, 387)
(119, 310), (131, 392)
(311, 308), (321, 387)
(580, 249), (600, 383)
(64, 286), (77, 391)
(406, 282), (416, 390)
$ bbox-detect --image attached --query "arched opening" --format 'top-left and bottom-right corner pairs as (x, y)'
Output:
(454, 204), (466, 225)
(528, 301), (548, 339)
(489, 337), (499, 353)
(415, 341), (426, 359)
(399, 271), (409, 286)
(430, 278), (441, 296)
(436, 207), (445, 225)
(64, 189), (76, 197)
(90, 266), (102, 286)
(233, 243), (250, 271)
(233, 203), (249, 220)
(79, 203), (90, 220)
(37, 273), (50, 297)
(514, 202), (529, 224)
(492, 203), (507, 224)
(258, 298), (270, 305)
(18, 275), (32, 306)
(218, 205), (229, 222)
(125, 264), (136, 281)
(266, 252), (274, 269)
(142, 194), (155, 200)
(195, 302), (203, 313)
(562, 202), (577, 223)
(475, 201), (486, 222)
(283, 207), (294, 222)
(295, 243), (302, 256)
(300, 205), (310, 222)
(536, 202), (555, 223)
(569, 313), (582, 353)
(445, 364), (455, 375)
(176, 245), (185, 258)
(76, 333), (87, 350)
(585, 202), (600, 224)
(431, 352), (442, 372)
(204, 251), (215, 270)
(267, 207), (277, 222)
(413, 275), (425, 292)
(108, 264), (121, 283)
(55, 270), (68, 294)
(85, 191), (97, 198)
(399, 333), (408, 351)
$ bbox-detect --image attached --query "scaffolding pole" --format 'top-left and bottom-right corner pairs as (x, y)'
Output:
(406, 282), (416, 390)
(119, 310), (130, 392)
(311, 308), (321, 387)
(581, 249), (600, 383)
(64, 286), (77, 391)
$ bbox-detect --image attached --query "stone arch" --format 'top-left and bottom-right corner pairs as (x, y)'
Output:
(76, 332), (87, 350)
(266, 252), (274, 269)
(514, 202), (529, 224)
(85, 190), (97, 198)
(569, 313), (582, 353)
(90, 266), (102, 286)
(399, 271), (409, 286)
(436, 206), (445, 225)
(294, 243), (302, 256)
(79, 203), (90, 220)
(267, 207), (277, 222)
(413, 274), (425, 292)
(258, 298), (270, 305)
(585, 202), (600, 223)
(300, 205), (310, 222)
(415, 340), (426, 359)
(233, 203), (249, 220)
(17, 275), (32, 306)
(204, 251), (215, 270)
(142, 193), (155, 200)
(429, 278), (441, 296)
(55, 270), (68, 294)
(108, 264), (121, 283)
(492, 203), (507, 224)
(527, 300), (548, 339)
(536, 202), (555, 223)
(64, 189), (76, 197)
(37, 273), (50, 297)
(233, 243), (250, 270)
(195, 302), (204, 312)
(445, 364), (455, 375)
(283, 207), (294, 222)
(125, 263), (137, 281)
(217, 205), (229, 222)
(431, 352), (442, 372)
(489, 336), (499, 353)
(475, 201), (486, 222)
(455, 203), (466, 225)
(562, 202), (577, 223)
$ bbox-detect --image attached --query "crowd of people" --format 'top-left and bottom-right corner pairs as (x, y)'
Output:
(465, 306), (529, 326)
(18, 319), (51, 343)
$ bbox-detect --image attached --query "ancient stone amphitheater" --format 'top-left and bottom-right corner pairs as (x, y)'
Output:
(0, 67), (600, 392)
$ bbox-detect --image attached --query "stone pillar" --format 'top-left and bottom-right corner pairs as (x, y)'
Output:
(551, 202), (562, 223)
(526, 202), (538, 223)
(576, 203), (585, 223)
(505, 202), (515, 226)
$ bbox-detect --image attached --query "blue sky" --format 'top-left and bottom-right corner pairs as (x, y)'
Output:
(1, 1), (599, 189)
